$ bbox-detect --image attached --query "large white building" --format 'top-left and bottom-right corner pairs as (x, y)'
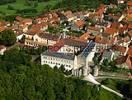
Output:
(41, 52), (77, 70)
(41, 40), (97, 76)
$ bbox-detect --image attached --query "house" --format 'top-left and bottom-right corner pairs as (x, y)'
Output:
(17, 18), (32, 32)
(128, 30), (132, 38)
(115, 55), (132, 69)
(75, 19), (85, 30)
(31, 23), (48, 32)
(87, 26), (100, 35)
(0, 45), (6, 55)
(63, 11), (76, 21)
(16, 16), (23, 22)
(101, 49), (115, 61)
(49, 37), (87, 54)
(79, 32), (90, 41)
(127, 1), (132, 9)
(103, 27), (118, 38)
(128, 22), (132, 30)
(19, 18), (32, 26)
(0, 26), (6, 32)
(70, 19), (85, 31)
(25, 33), (59, 47)
(126, 14), (132, 21)
(95, 35), (113, 51)
(96, 4), (106, 22)
(35, 17), (48, 24)
(112, 45), (132, 57)
(16, 31), (24, 41)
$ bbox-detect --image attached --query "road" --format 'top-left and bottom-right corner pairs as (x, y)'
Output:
(83, 74), (124, 98)
(95, 76), (131, 80)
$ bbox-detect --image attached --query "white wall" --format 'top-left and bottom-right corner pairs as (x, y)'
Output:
(41, 54), (74, 70)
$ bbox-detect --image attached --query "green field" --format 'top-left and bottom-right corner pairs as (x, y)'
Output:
(0, 0), (100, 18)
(0, 0), (60, 17)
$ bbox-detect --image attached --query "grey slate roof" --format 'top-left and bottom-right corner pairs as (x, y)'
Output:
(42, 51), (75, 60)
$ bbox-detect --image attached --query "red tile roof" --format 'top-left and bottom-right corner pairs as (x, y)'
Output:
(112, 45), (126, 53)
(49, 40), (64, 52)
(96, 4), (105, 15)
(75, 20), (85, 28)
(128, 22), (132, 29)
(115, 55), (132, 69)
(95, 35), (112, 45)
(64, 11), (74, 19)
(79, 32), (90, 41)
(127, 1), (132, 6)
(104, 28), (118, 35)
(49, 37), (87, 52)
(115, 55), (128, 65)
(111, 22), (120, 29)
(126, 14), (132, 21)
(128, 47), (132, 57)
(16, 16), (23, 21)
(119, 25), (127, 33)
(0, 26), (6, 32)
(32, 23), (48, 29)
(112, 45), (132, 57)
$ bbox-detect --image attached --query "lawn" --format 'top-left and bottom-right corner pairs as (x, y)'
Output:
(0, 0), (60, 17)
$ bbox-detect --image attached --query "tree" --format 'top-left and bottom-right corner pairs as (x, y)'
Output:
(102, 0), (110, 5)
(0, 30), (16, 46)
(3, 47), (31, 65)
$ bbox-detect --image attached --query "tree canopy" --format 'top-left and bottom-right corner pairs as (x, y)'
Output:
(0, 47), (123, 100)
(0, 30), (16, 46)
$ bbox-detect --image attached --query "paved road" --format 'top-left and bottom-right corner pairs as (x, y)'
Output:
(95, 76), (131, 80)
(83, 74), (124, 98)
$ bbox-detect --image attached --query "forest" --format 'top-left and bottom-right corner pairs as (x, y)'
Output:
(0, 0), (16, 5)
(0, 47), (125, 100)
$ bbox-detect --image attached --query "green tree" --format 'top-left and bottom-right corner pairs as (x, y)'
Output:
(0, 30), (16, 46)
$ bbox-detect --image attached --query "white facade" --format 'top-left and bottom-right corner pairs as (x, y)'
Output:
(17, 34), (24, 41)
(41, 52), (76, 70)
(25, 34), (57, 47)
(58, 45), (81, 54)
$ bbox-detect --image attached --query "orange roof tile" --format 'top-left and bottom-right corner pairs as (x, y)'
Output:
(96, 4), (105, 15)
(75, 20), (85, 28)
(115, 55), (128, 65)
(128, 47), (132, 57)
(49, 40), (64, 52)
(127, 1), (132, 6)
(119, 25), (127, 33)
(64, 11), (74, 19)
(111, 22), (120, 29)
(95, 35), (112, 45)
(128, 22), (132, 29)
(79, 32), (90, 41)
(104, 28), (118, 35)
(126, 56), (132, 69)
(0, 26), (6, 32)
(112, 45), (126, 53)
(16, 16), (23, 21)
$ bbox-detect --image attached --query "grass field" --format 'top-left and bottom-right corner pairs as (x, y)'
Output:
(0, 0), (60, 17)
